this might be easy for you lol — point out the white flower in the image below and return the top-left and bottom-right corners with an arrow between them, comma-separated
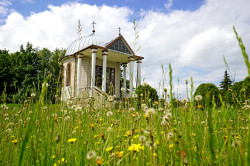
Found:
167,131 -> 174,139
132,94 -> 138,98
195,95 -> 202,102
163,113 -> 172,121
107,111 -> 113,117
121,87 -> 125,92
107,127 -> 113,132
182,98 -> 187,103
42,83 -> 49,87
31,93 -> 36,97
145,108 -> 156,116
86,150 -> 96,160
139,135 -> 146,143
242,105 -> 250,110
158,108 -> 163,112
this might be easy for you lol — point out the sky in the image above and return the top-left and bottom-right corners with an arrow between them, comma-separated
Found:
0,0 -> 250,98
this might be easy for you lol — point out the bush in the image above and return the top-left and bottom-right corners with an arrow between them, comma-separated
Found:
135,84 -> 158,109
194,83 -> 220,107
230,76 -> 250,105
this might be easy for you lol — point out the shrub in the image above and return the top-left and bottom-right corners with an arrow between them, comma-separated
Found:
194,83 -> 220,107
135,84 -> 158,109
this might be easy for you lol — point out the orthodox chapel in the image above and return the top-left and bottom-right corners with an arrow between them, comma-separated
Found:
61,22 -> 144,101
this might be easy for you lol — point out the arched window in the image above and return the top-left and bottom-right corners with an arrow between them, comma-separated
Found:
66,63 -> 71,86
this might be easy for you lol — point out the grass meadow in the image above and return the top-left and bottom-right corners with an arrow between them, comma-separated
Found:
0,73 -> 249,166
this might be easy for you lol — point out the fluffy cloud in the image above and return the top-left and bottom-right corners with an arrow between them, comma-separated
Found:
0,0 -> 249,98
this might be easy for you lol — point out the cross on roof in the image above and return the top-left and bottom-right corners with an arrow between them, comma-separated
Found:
92,21 -> 96,33
118,27 -> 121,35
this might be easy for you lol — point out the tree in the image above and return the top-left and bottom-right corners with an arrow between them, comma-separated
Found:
220,70 -> 232,91
135,84 -> 158,109
194,83 -> 220,107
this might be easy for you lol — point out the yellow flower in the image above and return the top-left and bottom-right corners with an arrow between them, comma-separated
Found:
154,101 -> 158,105
133,135 -> 139,139
74,126 -> 79,130
169,144 -> 174,148
106,147 -> 113,152
118,151 -> 124,158
67,138 -> 77,143
192,134 -> 196,137
96,158 -> 104,165
51,155 -> 56,159
12,139 -> 18,144
128,144 -> 144,152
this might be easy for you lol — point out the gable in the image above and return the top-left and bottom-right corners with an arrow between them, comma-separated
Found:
108,38 -> 132,54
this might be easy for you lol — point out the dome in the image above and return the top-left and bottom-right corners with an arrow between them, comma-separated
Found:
65,33 -> 107,56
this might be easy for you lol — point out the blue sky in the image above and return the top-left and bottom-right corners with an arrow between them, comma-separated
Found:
0,0 -> 249,98
2,0 -> 204,24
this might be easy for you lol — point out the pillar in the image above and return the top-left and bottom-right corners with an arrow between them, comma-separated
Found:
90,48 -> 97,98
102,50 -> 108,92
77,54 -> 83,97
123,63 -> 127,97
129,57 -> 134,97
136,59 -> 142,87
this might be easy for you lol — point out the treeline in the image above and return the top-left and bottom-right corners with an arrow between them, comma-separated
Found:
194,70 -> 249,107
0,42 -> 65,103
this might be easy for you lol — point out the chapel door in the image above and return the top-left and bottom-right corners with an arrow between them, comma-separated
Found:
95,66 -> 115,95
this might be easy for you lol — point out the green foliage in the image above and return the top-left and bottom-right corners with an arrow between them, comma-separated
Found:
220,70 -> 232,91
135,84 -> 158,108
194,83 -> 220,107
0,42 -> 65,103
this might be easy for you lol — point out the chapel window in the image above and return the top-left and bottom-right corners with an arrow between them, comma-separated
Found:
62,65 -> 65,86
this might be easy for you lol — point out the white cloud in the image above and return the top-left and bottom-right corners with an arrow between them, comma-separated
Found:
0,0 -> 249,98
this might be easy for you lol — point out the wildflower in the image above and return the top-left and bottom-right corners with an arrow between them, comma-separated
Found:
180,150 -> 186,157
195,95 -> 202,102
108,95 -> 114,102
129,107 -> 135,112
132,93 -> 138,98
96,156 -> 104,165
154,101 -> 158,105
139,135 -> 146,143
182,98 -> 187,103
242,105 -> 250,110
169,144 -> 174,148
167,131 -> 174,139
12,139 -> 18,145
145,108 -> 156,116
75,106 -> 82,112
106,147 -> 113,152
163,88 -> 167,92
163,113 -> 172,121
107,111 -> 113,117
128,144 -> 144,152
31,93 -> 36,97
67,138 -> 76,143
86,150 -> 96,160
161,120 -> 168,126
42,83 -> 49,87
145,140 -> 153,147
121,87 -> 125,92
158,108 -> 163,112
107,127 -> 113,132
118,151 -> 124,158
140,93 -> 143,97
